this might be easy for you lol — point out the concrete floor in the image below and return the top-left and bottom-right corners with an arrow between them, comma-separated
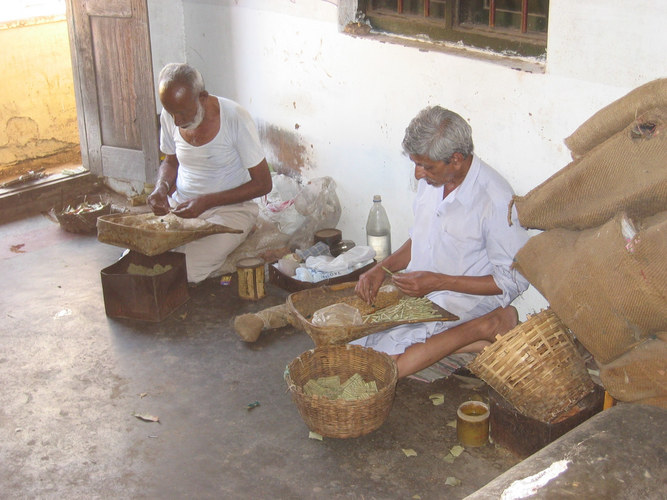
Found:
0,212 -> 525,499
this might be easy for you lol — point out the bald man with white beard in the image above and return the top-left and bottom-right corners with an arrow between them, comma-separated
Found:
148,63 -> 272,283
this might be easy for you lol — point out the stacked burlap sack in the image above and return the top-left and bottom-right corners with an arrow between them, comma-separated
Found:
511,78 -> 667,408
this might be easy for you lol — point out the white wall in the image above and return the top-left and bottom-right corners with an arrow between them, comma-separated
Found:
546,0 -> 666,87
147,0 -> 187,108
151,0 -> 667,316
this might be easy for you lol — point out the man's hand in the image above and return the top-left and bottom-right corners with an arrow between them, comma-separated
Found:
171,196 -> 209,218
391,271 -> 443,297
147,188 -> 171,216
355,265 -> 387,304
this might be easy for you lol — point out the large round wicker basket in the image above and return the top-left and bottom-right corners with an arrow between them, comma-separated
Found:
284,344 -> 398,438
468,308 -> 595,423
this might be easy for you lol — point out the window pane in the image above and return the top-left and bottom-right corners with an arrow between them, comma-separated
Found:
362,0 -> 547,57
458,0 -> 548,33
459,0 -> 487,26
371,0 -> 398,11
527,0 -> 549,32
495,0 -> 523,31
403,0 -> 424,16
429,0 -> 447,19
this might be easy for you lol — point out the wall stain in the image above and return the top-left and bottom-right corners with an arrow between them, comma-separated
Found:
258,122 -> 310,176
5,117 -> 39,146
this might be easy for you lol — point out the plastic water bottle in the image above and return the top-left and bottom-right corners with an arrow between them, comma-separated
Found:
366,195 -> 391,261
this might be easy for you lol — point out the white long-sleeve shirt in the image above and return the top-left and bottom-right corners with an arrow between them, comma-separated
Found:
352,155 -> 530,355
407,154 -> 530,322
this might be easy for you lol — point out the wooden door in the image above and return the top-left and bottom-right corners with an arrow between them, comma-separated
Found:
66,0 -> 159,185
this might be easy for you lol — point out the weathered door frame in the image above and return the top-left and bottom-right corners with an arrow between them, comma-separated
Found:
65,0 -> 159,190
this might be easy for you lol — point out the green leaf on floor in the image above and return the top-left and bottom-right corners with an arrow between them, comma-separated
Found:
445,476 -> 461,486
429,393 -> 445,405
450,445 -> 464,457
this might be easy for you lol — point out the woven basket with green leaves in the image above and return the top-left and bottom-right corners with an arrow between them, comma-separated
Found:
285,344 -> 398,438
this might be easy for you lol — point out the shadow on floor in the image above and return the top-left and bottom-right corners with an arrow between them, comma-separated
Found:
0,213 -> 522,499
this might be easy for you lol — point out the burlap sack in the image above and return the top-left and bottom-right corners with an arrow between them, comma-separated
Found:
564,78 -> 667,157
599,336 -> 667,407
513,212 -> 667,364
511,107 -> 667,231
632,396 -> 667,408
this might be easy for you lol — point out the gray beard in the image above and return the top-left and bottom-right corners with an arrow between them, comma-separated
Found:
181,102 -> 205,130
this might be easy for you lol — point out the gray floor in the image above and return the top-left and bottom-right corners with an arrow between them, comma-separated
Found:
0,212 -> 522,499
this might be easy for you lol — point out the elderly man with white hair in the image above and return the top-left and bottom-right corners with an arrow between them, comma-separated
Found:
353,106 -> 530,378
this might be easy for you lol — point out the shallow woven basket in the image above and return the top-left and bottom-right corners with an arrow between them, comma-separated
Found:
468,308 -> 595,423
97,212 -> 242,256
284,344 -> 398,438
55,194 -> 111,234
287,282 -> 458,346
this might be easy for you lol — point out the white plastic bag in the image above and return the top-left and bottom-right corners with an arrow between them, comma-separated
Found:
259,174 -> 305,234
289,177 -> 341,250
311,303 -> 363,327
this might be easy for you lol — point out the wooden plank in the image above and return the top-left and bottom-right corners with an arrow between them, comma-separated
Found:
0,173 -> 100,224
101,145 -> 145,181
130,0 -> 159,183
65,0 -> 91,173
91,15 -> 141,149
67,0 -> 103,175
84,0 -> 132,18
67,0 -> 158,184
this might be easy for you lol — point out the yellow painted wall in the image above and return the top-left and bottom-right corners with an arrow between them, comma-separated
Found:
0,17 -> 79,170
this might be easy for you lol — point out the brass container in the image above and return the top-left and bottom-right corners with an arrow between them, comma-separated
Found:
456,401 -> 490,447
237,257 -> 266,300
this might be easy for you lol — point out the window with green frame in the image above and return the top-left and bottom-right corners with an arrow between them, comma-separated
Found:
359,0 -> 549,58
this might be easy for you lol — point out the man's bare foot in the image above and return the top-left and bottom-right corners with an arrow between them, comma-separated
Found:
485,306 -> 519,343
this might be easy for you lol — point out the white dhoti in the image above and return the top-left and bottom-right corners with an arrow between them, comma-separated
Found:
350,319 -> 467,356
171,200 -> 259,283
350,302 -> 489,356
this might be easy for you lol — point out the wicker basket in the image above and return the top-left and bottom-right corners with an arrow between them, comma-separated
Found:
287,282 -> 458,346
55,194 -> 112,234
285,344 -> 398,438
468,308 -> 595,423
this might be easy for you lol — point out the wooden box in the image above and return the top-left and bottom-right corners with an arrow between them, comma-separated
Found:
101,251 -> 189,322
489,384 -> 605,458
